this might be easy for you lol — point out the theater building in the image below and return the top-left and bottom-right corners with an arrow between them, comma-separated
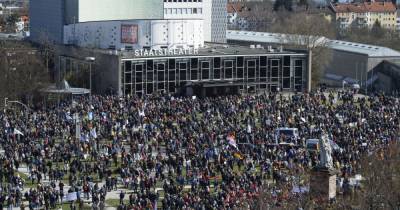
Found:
30,0 -> 310,97
59,44 -> 309,97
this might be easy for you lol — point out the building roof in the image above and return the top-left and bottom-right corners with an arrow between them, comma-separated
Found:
331,2 -> 396,13
226,30 -> 400,58
364,2 -> 396,13
226,2 -> 255,18
118,43 -> 305,59
227,2 -> 244,14
332,3 -> 366,13
326,40 -> 400,57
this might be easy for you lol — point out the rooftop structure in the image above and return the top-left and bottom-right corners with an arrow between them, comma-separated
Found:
326,40 -> 400,58
226,30 -> 400,57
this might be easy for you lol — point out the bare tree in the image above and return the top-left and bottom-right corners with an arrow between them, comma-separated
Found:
269,13 -> 336,88
312,141 -> 400,210
338,23 -> 400,52
0,40 -> 49,104
338,144 -> 400,210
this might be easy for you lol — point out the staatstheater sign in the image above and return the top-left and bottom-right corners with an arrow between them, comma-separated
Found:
134,48 -> 199,57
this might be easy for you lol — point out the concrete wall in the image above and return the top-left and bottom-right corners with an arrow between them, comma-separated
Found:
29,0 -> 65,43
375,72 -> 394,93
92,52 -> 121,94
64,0 -> 78,24
326,50 -> 369,82
30,0 -> 164,44
63,19 -> 204,50
210,0 -> 227,43
374,61 -> 400,93
65,0 -> 163,24
164,0 -> 227,43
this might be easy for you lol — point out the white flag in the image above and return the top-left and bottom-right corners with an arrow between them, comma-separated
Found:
66,114 -> 73,121
138,110 -> 145,117
14,128 -> 24,136
90,128 -> 97,139
88,112 -> 93,121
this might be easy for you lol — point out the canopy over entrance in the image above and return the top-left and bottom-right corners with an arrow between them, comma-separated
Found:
42,80 -> 90,95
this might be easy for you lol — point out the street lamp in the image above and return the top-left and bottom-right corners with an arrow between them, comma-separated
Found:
4,98 -> 31,120
85,57 -> 96,98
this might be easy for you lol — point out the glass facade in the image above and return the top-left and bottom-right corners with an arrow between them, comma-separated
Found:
121,54 -> 307,96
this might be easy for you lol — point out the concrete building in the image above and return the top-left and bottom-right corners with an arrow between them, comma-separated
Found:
397,13 -> 400,31
374,60 -> 400,93
227,2 -> 259,31
64,0 -> 163,24
331,1 -> 397,30
30,0 -> 310,96
58,44 -> 309,96
164,0 -> 227,43
227,30 -> 400,93
29,0 -> 65,43
30,0 -> 163,43
63,19 -> 204,50
323,39 -> 400,91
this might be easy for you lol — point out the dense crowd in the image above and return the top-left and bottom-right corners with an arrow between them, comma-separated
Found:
0,91 -> 399,209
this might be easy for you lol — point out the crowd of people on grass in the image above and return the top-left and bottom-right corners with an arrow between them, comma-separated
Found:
0,90 -> 399,209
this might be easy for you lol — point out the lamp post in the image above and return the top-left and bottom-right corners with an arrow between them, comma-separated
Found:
85,57 -> 96,100
4,98 -> 31,120
307,50 -> 312,93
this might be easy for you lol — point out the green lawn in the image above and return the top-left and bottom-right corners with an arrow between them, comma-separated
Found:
60,202 -> 92,210
16,171 -> 38,189
106,199 -> 127,207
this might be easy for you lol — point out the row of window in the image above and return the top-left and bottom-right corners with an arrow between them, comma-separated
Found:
123,57 -> 301,70
164,8 -> 202,15
123,67 -> 302,82
338,12 -> 396,16
121,58 -> 304,85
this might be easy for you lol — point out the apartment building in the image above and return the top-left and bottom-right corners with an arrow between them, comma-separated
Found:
331,1 -> 397,30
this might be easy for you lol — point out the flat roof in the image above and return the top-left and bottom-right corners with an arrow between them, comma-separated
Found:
118,44 -> 307,60
227,30 -> 400,58
61,43 -> 308,60
327,40 -> 400,57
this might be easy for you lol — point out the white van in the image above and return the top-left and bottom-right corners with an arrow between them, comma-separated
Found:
274,127 -> 299,144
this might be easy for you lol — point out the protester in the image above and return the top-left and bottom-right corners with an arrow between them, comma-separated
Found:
0,90 -> 398,209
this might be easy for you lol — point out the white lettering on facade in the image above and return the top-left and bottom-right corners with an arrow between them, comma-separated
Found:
133,48 -> 199,57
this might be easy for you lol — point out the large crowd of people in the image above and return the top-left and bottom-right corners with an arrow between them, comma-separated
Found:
0,90 -> 399,209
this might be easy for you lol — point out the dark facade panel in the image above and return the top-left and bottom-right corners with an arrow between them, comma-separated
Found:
30,0 -> 65,43
121,54 -> 307,96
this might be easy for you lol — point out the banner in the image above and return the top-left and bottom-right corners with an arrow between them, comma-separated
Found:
66,192 -> 78,201
121,24 -> 138,44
